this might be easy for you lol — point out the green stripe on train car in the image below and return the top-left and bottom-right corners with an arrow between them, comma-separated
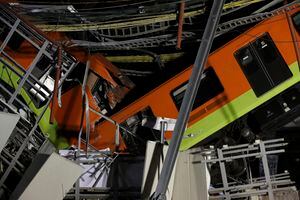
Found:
181,62 -> 300,151
0,62 -> 69,149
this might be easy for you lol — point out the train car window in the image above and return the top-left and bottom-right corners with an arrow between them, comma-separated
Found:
292,11 -> 300,33
120,107 -> 160,154
90,73 -> 110,115
235,33 -> 292,97
89,71 -> 117,115
171,67 -> 224,111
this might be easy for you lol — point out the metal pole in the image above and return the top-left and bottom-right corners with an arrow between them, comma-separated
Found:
89,107 -> 143,141
260,142 -> 275,200
160,121 -> 167,144
217,148 -> 230,200
176,1 -> 185,49
50,45 -> 62,124
151,1 -> 225,199
83,60 -> 90,154
75,59 -> 90,200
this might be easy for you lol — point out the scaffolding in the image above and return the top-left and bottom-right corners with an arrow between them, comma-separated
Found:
191,139 -> 296,200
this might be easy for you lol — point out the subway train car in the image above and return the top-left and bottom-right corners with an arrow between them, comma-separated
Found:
0,5 -> 134,148
89,6 -> 300,153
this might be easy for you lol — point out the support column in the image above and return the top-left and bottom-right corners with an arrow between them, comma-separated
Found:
151,0 -> 225,199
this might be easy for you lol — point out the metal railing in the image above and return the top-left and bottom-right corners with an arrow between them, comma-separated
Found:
192,138 -> 294,200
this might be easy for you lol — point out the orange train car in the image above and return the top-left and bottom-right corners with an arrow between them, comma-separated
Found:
1,38 -> 135,142
0,5 -> 135,148
88,6 -> 300,152
4,29 -> 135,133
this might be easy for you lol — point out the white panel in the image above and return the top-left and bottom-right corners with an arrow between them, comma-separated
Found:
0,112 -> 20,152
172,151 -> 210,200
141,141 -> 177,200
19,153 -> 83,200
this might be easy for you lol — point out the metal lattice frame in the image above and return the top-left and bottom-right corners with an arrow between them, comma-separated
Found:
0,4 -> 78,197
0,98 -> 48,195
0,5 -> 77,110
69,2 -> 300,50
192,138 -> 295,200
